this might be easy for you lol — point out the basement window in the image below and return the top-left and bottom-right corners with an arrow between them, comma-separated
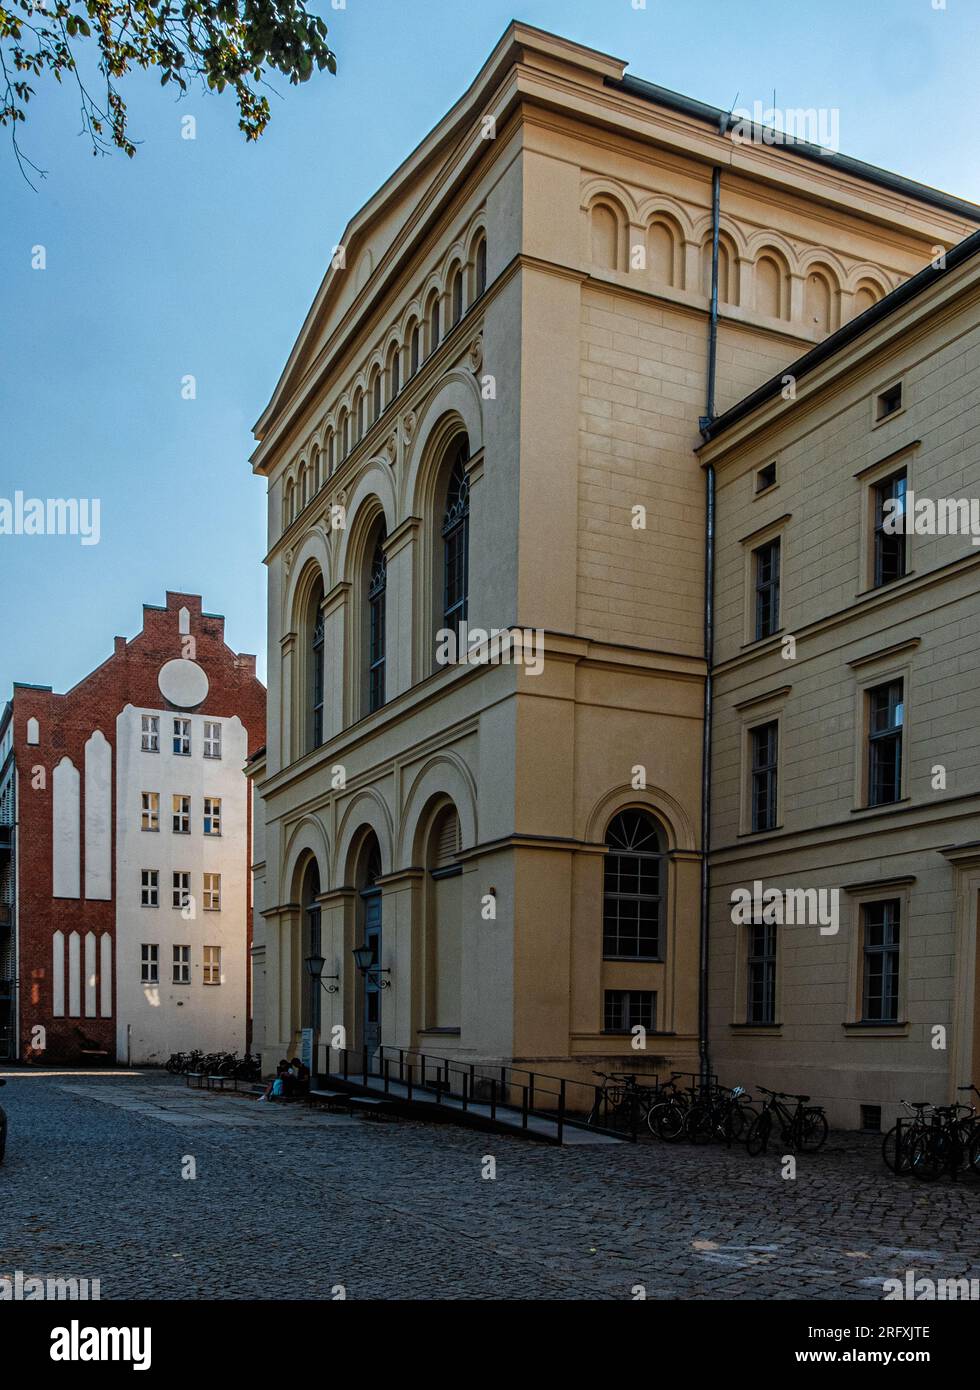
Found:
875,382 -> 903,422
756,462 -> 777,493
860,1104 -> 882,1133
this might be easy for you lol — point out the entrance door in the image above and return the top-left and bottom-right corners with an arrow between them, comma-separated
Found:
361,889 -> 382,1057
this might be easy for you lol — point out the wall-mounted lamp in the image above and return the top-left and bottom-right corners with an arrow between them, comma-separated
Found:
305,952 -> 340,994
352,944 -> 391,988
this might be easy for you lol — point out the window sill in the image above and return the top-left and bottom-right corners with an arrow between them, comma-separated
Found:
842,1020 -> 909,1037
418,1027 -> 460,1037
602,956 -> 665,965
729,1022 -> 782,1031
850,797 -> 911,815
854,572 -> 915,601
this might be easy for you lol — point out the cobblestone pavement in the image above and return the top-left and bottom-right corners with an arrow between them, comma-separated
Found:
0,1069 -> 977,1300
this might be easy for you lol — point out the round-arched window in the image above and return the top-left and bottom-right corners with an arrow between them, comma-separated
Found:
603,809 -> 665,959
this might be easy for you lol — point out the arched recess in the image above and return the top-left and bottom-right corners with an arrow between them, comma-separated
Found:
804,263 -> 840,333
701,230 -> 740,305
589,197 -> 627,271
280,813 -> 332,906
754,249 -> 791,320
334,463 -> 397,580
397,752 -> 478,866
850,272 -> 889,318
418,797 -> 464,1032
646,214 -> 684,287
401,371 -> 483,512
335,790 -> 394,887
282,528 -> 332,632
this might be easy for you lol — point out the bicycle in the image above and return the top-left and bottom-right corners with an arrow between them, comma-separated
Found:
745,1086 -> 828,1155
587,1070 -> 657,1130
686,1084 -> 757,1145
882,1100 -> 934,1173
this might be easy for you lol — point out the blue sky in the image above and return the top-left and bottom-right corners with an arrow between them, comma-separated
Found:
2,0 -> 978,696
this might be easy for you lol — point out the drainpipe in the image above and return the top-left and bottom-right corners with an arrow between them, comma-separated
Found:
697,167 -> 721,1088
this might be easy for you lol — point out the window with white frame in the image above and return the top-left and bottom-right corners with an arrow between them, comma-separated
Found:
173,718 -> 191,755
172,794 -> 190,834
140,792 -> 159,832
140,869 -> 159,907
172,870 -> 190,910
203,945 -> 221,985
203,873 -> 221,911
141,715 -> 159,752
203,721 -> 222,759
172,945 -> 190,984
141,944 -> 159,983
203,797 -> 221,835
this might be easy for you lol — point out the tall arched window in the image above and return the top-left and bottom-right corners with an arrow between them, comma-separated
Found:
311,447 -> 321,493
387,343 -> 400,402
325,430 -> 335,477
475,235 -> 487,297
340,409 -> 350,459
284,478 -> 295,528
603,809 -> 665,960
428,295 -> 440,356
367,529 -> 387,713
441,439 -> 469,637
425,802 -> 462,1030
354,389 -> 364,443
450,265 -> 463,326
309,576 -> 325,749
371,368 -> 382,423
301,859 -> 322,1032
410,321 -> 421,376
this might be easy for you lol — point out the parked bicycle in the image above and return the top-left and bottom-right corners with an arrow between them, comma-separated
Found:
745,1086 -> 828,1155
587,1070 -> 659,1130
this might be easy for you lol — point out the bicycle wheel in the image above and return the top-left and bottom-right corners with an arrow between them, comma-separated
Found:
653,1101 -> 687,1142
745,1110 -> 772,1156
909,1132 -> 943,1181
684,1102 -> 713,1144
882,1124 -> 917,1173
797,1108 -> 829,1153
969,1126 -> 980,1176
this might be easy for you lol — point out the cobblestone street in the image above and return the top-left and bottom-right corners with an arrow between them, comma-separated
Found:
1,1070 -> 977,1301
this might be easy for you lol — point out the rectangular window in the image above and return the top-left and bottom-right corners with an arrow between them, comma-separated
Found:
754,538 -> 781,639
747,922 -> 777,1024
172,871 -> 190,911
172,795 -> 190,834
862,899 -> 901,1023
203,945 -> 221,986
750,722 -> 778,833
756,462 -> 777,493
141,715 -> 159,752
873,470 -> 907,587
876,382 -> 903,421
140,869 -> 159,907
203,797 -> 221,835
868,680 -> 904,806
203,873 -> 221,911
172,945 -> 190,984
140,943 -> 159,983
173,718 -> 191,756
603,990 -> 655,1034
203,721 -> 222,759
140,792 -> 159,832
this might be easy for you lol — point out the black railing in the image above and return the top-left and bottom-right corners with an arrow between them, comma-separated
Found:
330,1043 -> 633,1142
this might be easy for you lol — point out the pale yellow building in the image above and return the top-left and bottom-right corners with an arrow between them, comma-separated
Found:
248,23 -> 977,1113
702,227 -> 980,1130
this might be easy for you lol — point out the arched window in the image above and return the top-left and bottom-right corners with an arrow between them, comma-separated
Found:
354,389 -> 364,443
325,431 -> 335,477
387,343 -> 400,402
428,295 -> 440,356
284,478 -> 295,528
475,236 -> 487,297
425,802 -> 462,1030
371,369 -> 382,424
603,809 -> 665,960
356,832 -> 383,1053
309,576 -> 325,749
450,265 -> 463,326
340,409 -> 350,459
311,448 -> 321,493
441,439 -> 469,637
301,859 -> 322,1032
410,321 -> 421,377
367,528 -> 387,714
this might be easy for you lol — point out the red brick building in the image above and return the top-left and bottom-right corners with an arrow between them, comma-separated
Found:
0,593 -> 265,1064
